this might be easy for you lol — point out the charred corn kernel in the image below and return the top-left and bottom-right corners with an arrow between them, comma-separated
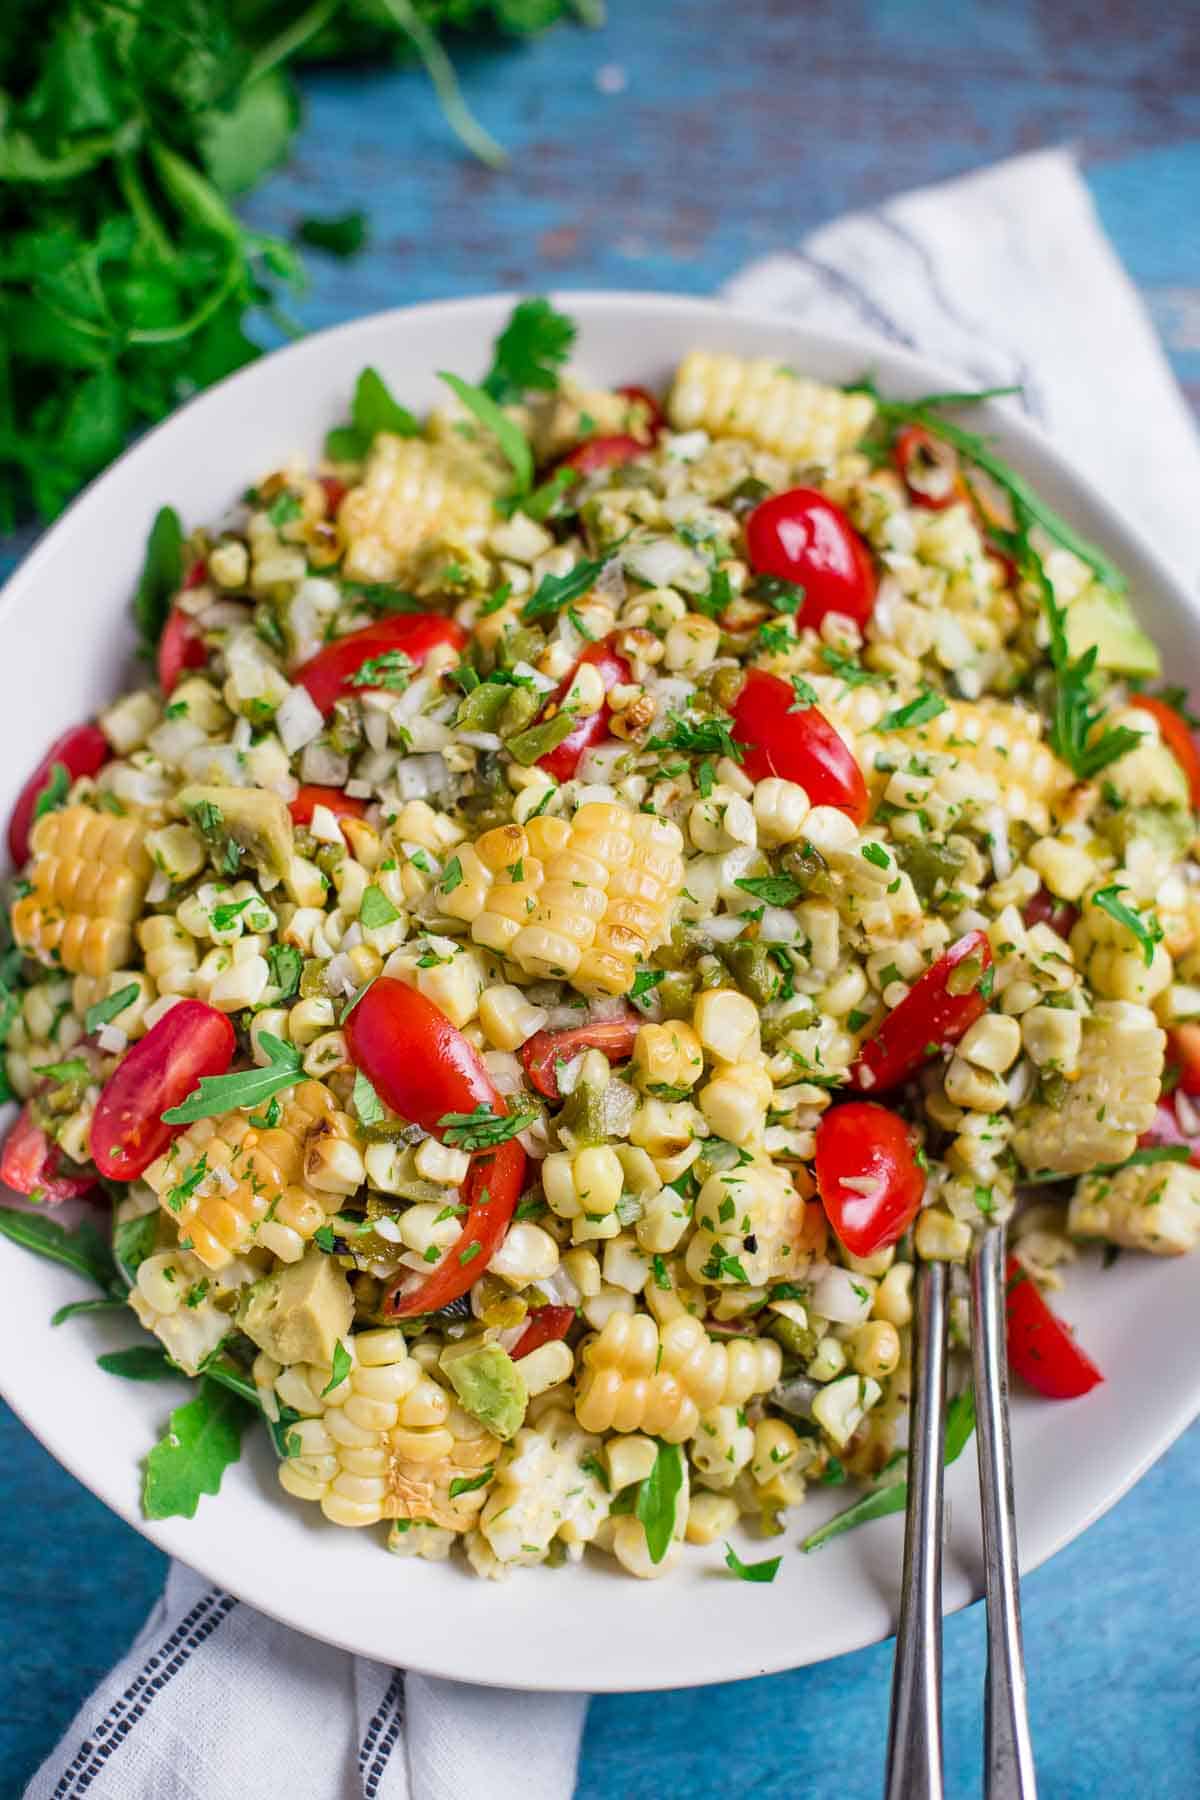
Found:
663,613 -> 721,674
519,1340 -> 574,1398
288,996 -> 336,1045
688,786 -> 756,853
629,1097 -> 701,1161
130,1244 -> 260,1375
698,1061 -> 773,1145
692,988 -> 759,1064
691,1404 -> 754,1486
604,1433 -> 659,1493
101,690 -> 160,754
752,776 -> 811,847
542,1145 -> 624,1221
943,1055 -> 1009,1112
1027,835 -> 1094,903
848,1320 -> 902,1380
303,1029 -> 350,1077
1070,1157 -> 1200,1256
487,1221 -> 560,1286
477,1405 -> 611,1565
145,823 -> 207,885
1020,1004 -> 1082,1072
208,539 -> 249,588
386,940 -> 483,1028
478,983 -> 548,1051
169,676 -> 230,734
1012,1000 -> 1164,1175
412,1137 -> 471,1186
688,1159 -> 803,1287
13,804 -> 152,976
751,1417 -> 803,1484
957,1012 -> 1022,1073
668,351 -> 875,462
913,1207 -> 972,1262
143,1079 -> 364,1268
686,1490 -> 740,1545
872,1262 -> 915,1327
631,1020 -> 704,1091
811,1373 -> 882,1449
574,1312 -> 781,1443
338,434 -> 503,585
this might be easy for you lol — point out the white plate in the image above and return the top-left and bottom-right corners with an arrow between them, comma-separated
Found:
2,293 -> 1197,1694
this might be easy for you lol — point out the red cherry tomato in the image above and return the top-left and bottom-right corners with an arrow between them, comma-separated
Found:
537,638 -> 633,783
157,606 -> 208,697
320,475 -> 348,514
1021,886 -> 1079,940
344,979 -> 528,1318
616,384 -> 665,439
560,435 -> 646,476
519,1014 -> 642,1101
1139,1096 -> 1200,1168
288,786 -> 368,833
1005,1257 -> 1103,1400
746,487 -> 876,629
8,722 -> 111,867
511,1305 -> 576,1359
0,1105 -> 96,1203
850,930 -> 993,1095
1168,1024 -> 1200,1098
892,426 -> 965,511
814,1101 -> 926,1258
1129,695 -> 1200,809
89,1001 -> 236,1180
295,615 -> 465,718
730,668 -> 869,825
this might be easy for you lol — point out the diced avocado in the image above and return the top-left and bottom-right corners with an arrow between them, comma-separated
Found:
1102,730 -> 1190,811
1064,585 -> 1160,678
439,1340 -> 527,1441
238,1248 -> 353,1367
1104,802 -> 1196,865
179,783 -> 294,882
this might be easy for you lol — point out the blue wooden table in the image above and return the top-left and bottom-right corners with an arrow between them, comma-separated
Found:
4,1 -> 1200,1791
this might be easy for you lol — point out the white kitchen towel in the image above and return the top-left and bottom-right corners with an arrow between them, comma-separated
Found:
27,145 -> 1200,1800
724,147 -> 1200,588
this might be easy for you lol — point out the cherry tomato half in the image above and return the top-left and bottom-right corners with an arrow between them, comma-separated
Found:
814,1101 -> 925,1258
560,435 -> 647,476
157,606 -> 208,697
1168,1024 -> 1200,1098
537,638 -> 633,784
850,930 -> 993,1095
730,668 -> 869,824
295,614 -> 465,718
288,786 -> 368,833
0,1105 -> 96,1203
1021,885 -> 1079,941
511,1305 -> 576,1360
746,487 -> 876,629
520,1015 -> 642,1101
892,426 -> 965,511
89,1001 -> 236,1180
1129,695 -> 1200,810
616,384 -> 665,440
8,722 -> 111,867
1139,1096 -> 1200,1169
1005,1257 -> 1103,1400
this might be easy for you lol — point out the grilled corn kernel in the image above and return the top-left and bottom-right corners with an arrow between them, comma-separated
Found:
692,988 -> 759,1064
913,1207 -> 972,1262
631,1020 -> 704,1091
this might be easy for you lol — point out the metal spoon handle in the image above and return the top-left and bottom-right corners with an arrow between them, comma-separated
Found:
885,1257 -> 949,1800
971,1227 -> 1038,1800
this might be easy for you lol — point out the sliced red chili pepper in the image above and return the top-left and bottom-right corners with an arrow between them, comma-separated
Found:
850,930 -> 993,1094
288,786 -> 368,832
1129,695 -> 1200,810
1005,1256 -> 1103,1399
730,668 -> 869,825
813,1100 -> 926,1258
344,979 -> 528,1318
560,434 -> 646,476
746,487 -> 876,629
8,722 -> 111,867
1021,885 -> 1079,940
511,1305 -> 576,1359
893,426 -> 966,511
519,1014 -> 641,1101
537,637 -> 633,783
295,614 -> 465,718
0,1105 -> 96,1204
157,606 -> 208,697
89,1001 -> 236,1180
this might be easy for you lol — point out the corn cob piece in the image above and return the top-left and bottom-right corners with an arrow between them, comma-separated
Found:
138,915 -> 200,997
1011,1001 -> 1164,1176
11,804 -> 151,977
446,804 -> 685,997
269,1329 -> 499,1530
130,1241 -> 262,1375
668,351 -> 876,463
574,1313 -> 781,1443
337,434 -> 504,584
143,1079 -> 365,1269
476,1404 -> 611,1567
1069,1156 -> 1200,1257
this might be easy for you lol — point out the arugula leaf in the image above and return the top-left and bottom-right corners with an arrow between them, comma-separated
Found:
297,211 -> 369,259
84,983 -> 140,1034
0,1206 -> 117,1291
723,1542 -> 782,1583
322,1340 -> 352,1396
481,298 -> 576,404
1092,886 -> 1163,968
520,554 -> 610,623
439,371 -> 532,492
438,1104 -> 537,1150
113,1211 -> 159,1280
802,1388 -> 976,1552
98,1345 -> 177,1381
142,1379 -> 252,1521
326,367 -> 419,460
133,506 -> 184,652
161,1033 -> 302,1124
635,1440 -> 684,1564
51,1295 -> 128,1327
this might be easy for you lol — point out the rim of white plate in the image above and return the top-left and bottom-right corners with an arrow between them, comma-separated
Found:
1,290 -> 1198,1693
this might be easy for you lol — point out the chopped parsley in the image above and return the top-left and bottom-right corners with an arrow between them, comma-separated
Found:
438,1104 -> 537,1151
879,689 -> 948,732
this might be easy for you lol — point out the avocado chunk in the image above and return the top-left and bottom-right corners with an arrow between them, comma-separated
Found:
179,783 -> 294,883
440,1340 -> 527,1441
238,1248 -> 353,1367
1064,585 -> 1160,678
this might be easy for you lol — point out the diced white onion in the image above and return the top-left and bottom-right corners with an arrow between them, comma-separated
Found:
308,804 -> 345,845
622,536 -> 706,592
705,915 -> 747,943
345,779 -> 372,800
325,953 -> 358,997
300,742 -> 349,786
759,907 -> 800,944
97,1024 -> 127,1054
456,731 -> 503,751
394,755 -> 451,800
811,1263 -> 876,1325
372,1216 -> 403,1244
276,684 -> 324,754
984,805 -> 1012,880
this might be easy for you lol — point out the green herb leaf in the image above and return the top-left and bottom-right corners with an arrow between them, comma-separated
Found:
161,1034 -> 302,1125
32,761 -> 70,824
820,647 -> 885,687
789,676 -> 819,711
353,650 -> 414,692
448,1465 -> 495,1499
84,983 -> 140,1034
322,1340 -> 352,1396
353,1070 -> 385,1128
142,1378 -> 251,1521
630,967 -> 665,1001
297,211 -> 369,259
441,855 -> 464,895
520,554 -> 610,623
360,885 -> 401,930
802,1388 -> 976,1551
0,1206 -> 116,1291
327,367 -> 419,460
650,714 -> 743,762
438,1104 -> 537,1150
98,1345 -> 176,1381
723,1542 -> 782,1583
635,1440 -> 684,1564
1092,885 -> 1163,968
265,944 -> 302,1000
51,1295 -> 128,1327
880,689 -> 948,732
482,298 -> 576,405
439,371 -> 532,492
133,507 -> 184,653
113,1211 -> 159,1280
734,874 -> 803,906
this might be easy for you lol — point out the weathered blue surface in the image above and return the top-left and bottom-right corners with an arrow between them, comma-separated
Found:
3,0 -> 1200,1791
